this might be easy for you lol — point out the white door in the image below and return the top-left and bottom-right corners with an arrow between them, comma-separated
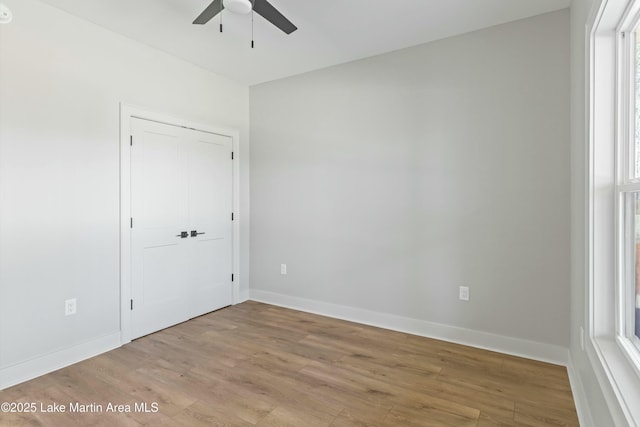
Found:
130,118 -> 232,339
186,129 -> 233,318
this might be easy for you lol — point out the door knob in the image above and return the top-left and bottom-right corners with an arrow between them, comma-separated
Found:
190,230 -> 206,237
176,231 -> 189,238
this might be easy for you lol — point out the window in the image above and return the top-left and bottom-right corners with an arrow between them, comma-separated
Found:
620,15 -> 640,353
588,0 -> 640,424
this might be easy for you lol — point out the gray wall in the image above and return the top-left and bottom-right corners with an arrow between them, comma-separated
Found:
250,11 -> 570,348
0,0 -> 249,379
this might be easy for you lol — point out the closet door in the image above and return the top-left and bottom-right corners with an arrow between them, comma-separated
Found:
186,129 -> 233,319
130,118 -> 232,339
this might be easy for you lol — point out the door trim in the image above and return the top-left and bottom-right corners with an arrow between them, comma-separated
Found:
119,103 -> 241,344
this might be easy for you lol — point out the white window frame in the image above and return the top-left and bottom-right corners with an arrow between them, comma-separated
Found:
616,13 -> 640,356
588,0 -> 640,424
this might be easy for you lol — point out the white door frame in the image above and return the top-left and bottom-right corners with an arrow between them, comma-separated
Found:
119,103 -> 241,344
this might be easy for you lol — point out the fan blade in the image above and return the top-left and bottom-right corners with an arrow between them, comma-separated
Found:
193,0 -> 224,25
252,0 -> 297,34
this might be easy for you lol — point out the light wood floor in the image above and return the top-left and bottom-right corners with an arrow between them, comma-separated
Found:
1,301 -> 579,426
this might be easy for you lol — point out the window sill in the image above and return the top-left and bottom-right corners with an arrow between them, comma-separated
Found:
589,336 -> 640,425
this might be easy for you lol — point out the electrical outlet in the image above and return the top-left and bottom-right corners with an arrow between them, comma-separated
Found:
580,326 -> 585,351
65,298 -> 77,316
459,286 -> 469,301
280,264 -> 287,275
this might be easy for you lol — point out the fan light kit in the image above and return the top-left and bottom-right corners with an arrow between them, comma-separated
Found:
0,3 -> 12,24
224,0 -> 252,15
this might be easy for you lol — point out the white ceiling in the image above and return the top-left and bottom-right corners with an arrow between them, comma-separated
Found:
36,0 -> 570,86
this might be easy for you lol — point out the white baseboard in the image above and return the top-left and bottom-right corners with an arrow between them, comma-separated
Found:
0,332 -> 121,391
567,352 -> 594,427
250,289 -> 569,365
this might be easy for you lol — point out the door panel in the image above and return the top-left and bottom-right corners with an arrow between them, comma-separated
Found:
140,132 -> 185,228
189,239 -> 231,318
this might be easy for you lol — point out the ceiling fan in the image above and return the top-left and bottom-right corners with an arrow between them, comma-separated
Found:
193,0 -> 297,35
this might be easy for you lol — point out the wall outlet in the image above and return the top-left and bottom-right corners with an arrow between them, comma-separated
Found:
65,298 -> 77,316
280,264 -> 287,275
580,326 -> 585,351
459,286 -> 469,301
